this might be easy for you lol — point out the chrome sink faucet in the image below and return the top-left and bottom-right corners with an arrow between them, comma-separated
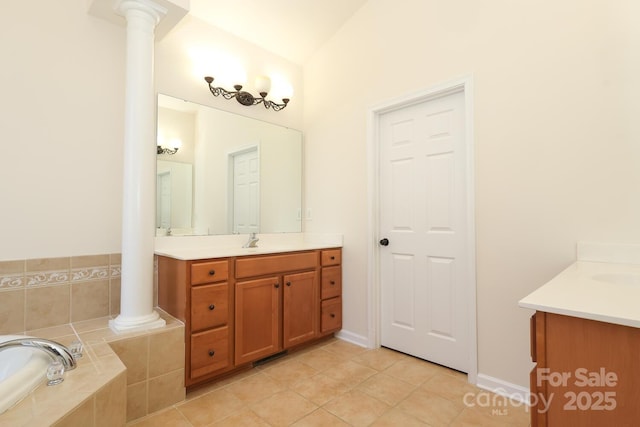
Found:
242,232 -> 259,248
0,337 -> 77,371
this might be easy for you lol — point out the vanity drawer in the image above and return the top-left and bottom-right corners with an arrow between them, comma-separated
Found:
190,326 -> 229,378
191,260 -> 228,285
321,297 -> 342,333
321,266 -> 342,300
191,283 -> 228,332
235,252 -> 317,279
321,249 -> 341,266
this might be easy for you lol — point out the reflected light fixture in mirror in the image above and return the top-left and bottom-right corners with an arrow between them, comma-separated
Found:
157,138 -> 182,155
204,75 -> 290,111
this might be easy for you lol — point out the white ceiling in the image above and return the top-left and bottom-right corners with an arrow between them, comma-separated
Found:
188,0 -> 369,65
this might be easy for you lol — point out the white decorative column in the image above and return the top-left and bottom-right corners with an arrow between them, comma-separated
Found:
110,0 -> 167,332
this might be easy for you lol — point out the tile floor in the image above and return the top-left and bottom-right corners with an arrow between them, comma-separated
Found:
128,338 -> 530,426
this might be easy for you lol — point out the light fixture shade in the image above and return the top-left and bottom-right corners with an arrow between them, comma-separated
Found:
255,75 -> 271,95
169,138 -> 182,150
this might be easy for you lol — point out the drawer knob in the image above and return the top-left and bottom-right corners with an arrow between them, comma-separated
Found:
286,281 -> 291,287
330,256 -> 335,260
208,304 -> 215,311
330,313 -> 336,318
208,350 -> 215,357
208,270 -> 216,276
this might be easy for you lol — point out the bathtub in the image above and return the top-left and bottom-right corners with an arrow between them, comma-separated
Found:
0,335 -> 50,415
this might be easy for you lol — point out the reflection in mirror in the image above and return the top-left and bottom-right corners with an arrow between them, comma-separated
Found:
157,94 -> 302,236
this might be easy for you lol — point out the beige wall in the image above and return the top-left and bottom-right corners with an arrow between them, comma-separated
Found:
0,0 -> 125,260
303,0 -> 640,387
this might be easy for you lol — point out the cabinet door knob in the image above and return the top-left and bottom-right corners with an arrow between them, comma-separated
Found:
286,281 -> 291,287
330,313 -> 336,318
330,280 -> 336,285
274,283 -> 280,288
208,350 -> 215,357
208,304 -> 215,310
209,270 -> 216,276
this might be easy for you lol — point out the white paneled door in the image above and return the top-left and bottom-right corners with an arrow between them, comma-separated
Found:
379,89 -> 470,372
232,147 -> 260,234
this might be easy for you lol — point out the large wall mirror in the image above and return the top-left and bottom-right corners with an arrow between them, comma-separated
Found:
157,94 -> 302,236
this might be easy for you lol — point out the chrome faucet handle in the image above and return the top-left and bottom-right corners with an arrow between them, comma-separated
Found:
0,338 -> 77,371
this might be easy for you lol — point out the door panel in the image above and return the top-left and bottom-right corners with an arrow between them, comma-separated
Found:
235,276 -> 280,365
232,148 -> 260,234
380,89 -> 469,372
283,271 -> 318,348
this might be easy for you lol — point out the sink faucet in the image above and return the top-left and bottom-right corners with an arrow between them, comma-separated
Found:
242,232 -> 259,248
0,337 -> 77,371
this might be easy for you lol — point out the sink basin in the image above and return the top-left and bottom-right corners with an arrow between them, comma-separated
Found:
591,272 -> 640,286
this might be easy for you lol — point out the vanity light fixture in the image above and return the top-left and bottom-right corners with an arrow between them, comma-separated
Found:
204,75 -> 290,111
157,138 -> 182,155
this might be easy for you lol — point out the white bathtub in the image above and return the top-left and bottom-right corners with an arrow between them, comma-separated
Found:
0,335 -> 50,414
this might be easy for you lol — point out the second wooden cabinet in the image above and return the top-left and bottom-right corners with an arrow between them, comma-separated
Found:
158,247 -> 342,389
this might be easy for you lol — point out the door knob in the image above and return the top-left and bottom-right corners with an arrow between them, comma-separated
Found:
379,238 -> 389,246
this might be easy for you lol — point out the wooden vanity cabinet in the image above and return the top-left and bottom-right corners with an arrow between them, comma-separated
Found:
158,247 -> 342,388
530,311 -> 640,426
157,257 -> 234,387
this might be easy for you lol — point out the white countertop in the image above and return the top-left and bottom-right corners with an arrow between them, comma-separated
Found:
154,233 -> 343,260
519,261 -> 640,328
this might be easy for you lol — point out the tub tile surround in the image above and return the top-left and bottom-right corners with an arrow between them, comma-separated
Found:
0,310 -> 185,426
0,254 -> 122,334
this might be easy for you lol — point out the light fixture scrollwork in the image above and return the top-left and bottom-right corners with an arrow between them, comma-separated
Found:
157,138 -> 181,155
204,76 -> 290,111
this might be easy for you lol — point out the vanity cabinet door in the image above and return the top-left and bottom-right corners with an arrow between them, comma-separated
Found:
321,298 -> 342,333
283,271 -> 318,348
321,249 -> 341,266
190,326 -> 229,378
191,283 -> 228,332
235,276 -> 281,365
321,266 -> 342,300
191,260 -> 228,285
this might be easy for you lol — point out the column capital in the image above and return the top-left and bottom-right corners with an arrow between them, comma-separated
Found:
116,0 -> 167,26
88,0 -> 188,40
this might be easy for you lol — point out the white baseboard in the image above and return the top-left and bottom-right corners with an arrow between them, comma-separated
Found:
335,329 -> 371,348
475,373 -> 531,405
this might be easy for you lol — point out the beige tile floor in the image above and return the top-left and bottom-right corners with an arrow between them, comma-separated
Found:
128,338 -> 530,426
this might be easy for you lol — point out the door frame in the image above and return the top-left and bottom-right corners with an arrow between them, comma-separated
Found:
366,75 -> 477,384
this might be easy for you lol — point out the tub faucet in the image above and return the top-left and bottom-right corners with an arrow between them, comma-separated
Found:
242,232 -> 259,248
0,338 -> 77,371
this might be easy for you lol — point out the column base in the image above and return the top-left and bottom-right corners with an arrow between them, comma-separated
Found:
109,310 -> 166,333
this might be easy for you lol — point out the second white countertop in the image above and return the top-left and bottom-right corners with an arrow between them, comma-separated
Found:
519,261 -> 640,329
